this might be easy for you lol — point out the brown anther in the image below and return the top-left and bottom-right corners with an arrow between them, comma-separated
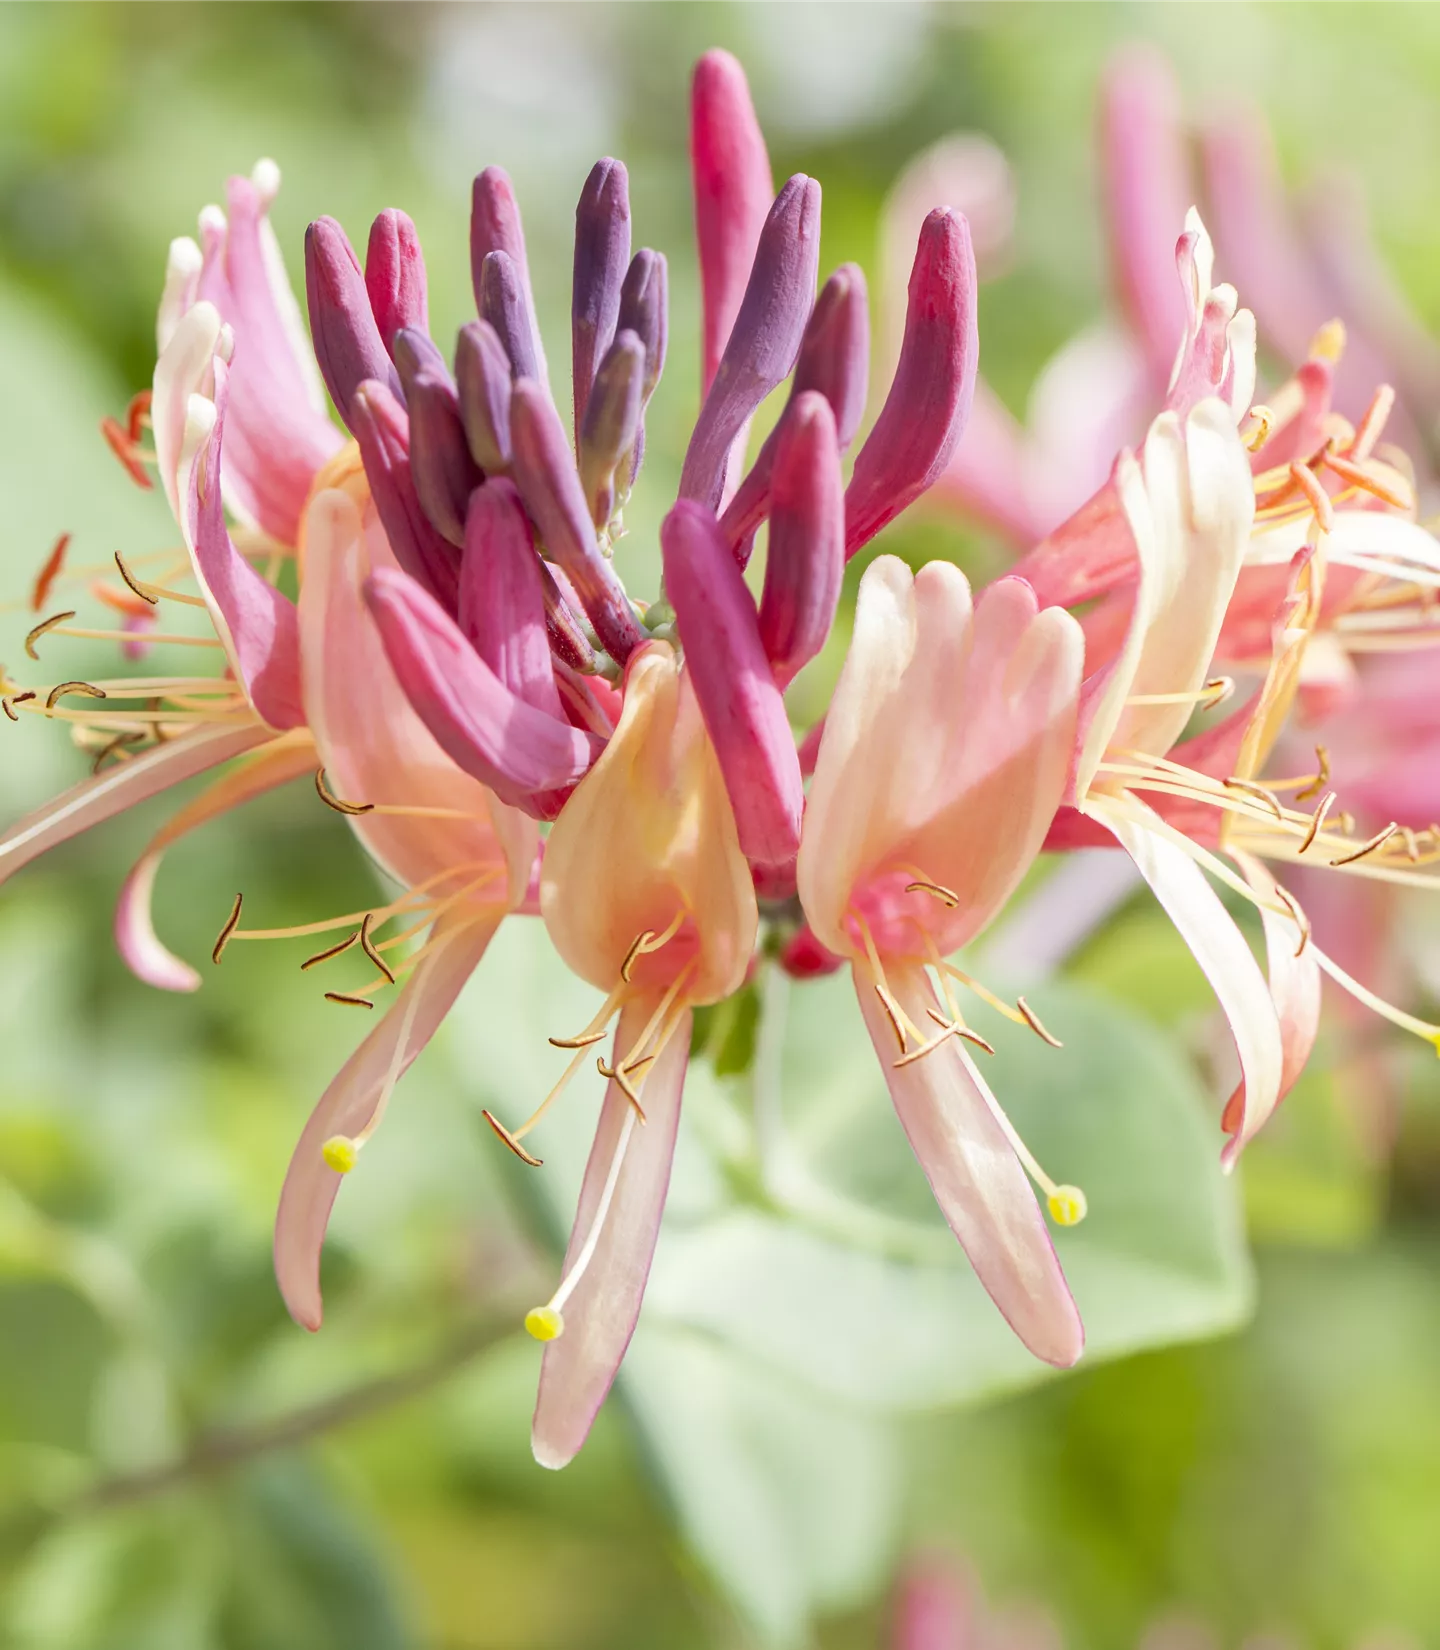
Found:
31,533 -> 71,613
1329,821 -> 1399,867
300,930 -> 360,971
315,766 -> 373,815
548,1030 -> 608,1050
24,610 -> 76,660
481,1109 -> 544,1167
905,879 -> 960,908
1016,996 -> 1063,1049
618,1052 -> 658,1082
1,699 -> 14,723
1273,885 -> 1312,959
1299,791 -> 1336,855
324,992 -> 375,1010
359,912 -> 396,985
100,415 -> 153,490
1223,776 -> 1284,821
874,984 -> 908,1053
91,731 -> 144,773
148,696 -> 172,743
620,929 -> 655,984
1289,462 -> 1334,533
45,680 -> 107,711
596,1058 -> 648,1122
212,893 -> 243,964
1201,676 -> 1234,710
1294,745 -> 1331,803
113,550 -> 159,606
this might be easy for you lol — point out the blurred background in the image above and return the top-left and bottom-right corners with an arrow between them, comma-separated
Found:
3,5 -> 1440,1647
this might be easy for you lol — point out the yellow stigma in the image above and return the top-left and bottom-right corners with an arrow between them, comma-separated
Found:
1048,1185 -> 1087,1226
1310,318 -> 1346,363
525,1306 -> 565,1342
321,1135 -> 359,1174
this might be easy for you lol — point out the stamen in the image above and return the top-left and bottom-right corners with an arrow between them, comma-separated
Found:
321,1137 -> 358,1174
548,1030 -> 607,1050
596,1056 -> 649,1122
112,549 -> 206,608
1126,677 -> 1233,711
925,1007 -> 996,1055
618,909 -> 687,983
894,1012 -> 996,1068
938,962 -> 1032,1030
874,985 -> 909,1052
1339,810 -> 1356,835
1322,450 -> 1412,511
1330,821 -> 1399,867
1016,996 -> 1063,1048
1298,791 -> 1336,854
1223,776 -> 1284,821
1401,826 -> 1422,863
481,1110 -> 544,1166
1310,318 -> 1346,363
90,731 -> 144,772
1293,745 -> 1331,803
620,930 -> 653,984
31,534 -> 71,613
48,625 -> 221,648
359,912 -> 396,985
101,412 -> 154,490
212,893 -> 243,964
1273,884 -> 1312,959
324,991 -> 375,1009
1351,385 -> 1395,462
25,610 -> 76,659
905,878 -> 960,908
1241,405 -> 1275,452
314,766 -> 374,815
1288,462 -> 1334,533
300,931 -> 360,971
45,680 -> 107,710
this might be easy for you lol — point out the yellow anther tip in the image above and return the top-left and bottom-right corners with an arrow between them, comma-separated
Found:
321,1135 -> 359,1175
525,1306 -> 565,1342
1311,319 -> 1346,363
1048,1186 -> 1087,1226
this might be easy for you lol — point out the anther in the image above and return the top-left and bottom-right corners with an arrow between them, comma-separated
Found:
25,611 -> 76,660
1330,821 -> 1399,867
925,1006 -> 995,1055
91,731 -> 143,773
1294,745 -> 1331,803
1,698 -> 16,723
1338,811 -> 1356,835
31,533 -> 70,613
482,1109 -> 544,1167
1351,385 -> 1395,462
596,1057 -> 648,1122
525,1306 -> 564,1342
113,551 -> 159,607
100,416 -> 153,490
1309,319 -> 1346,363
315,767 -> 374,815
359,912 -> 396,985
1017,996 -> 1063,1048
1274,885 -> 1312,959
212,893 -> 243,964
322,1135 -> 359,1174
324,991 -> 375,1009
1288,462 -> 1334,534
1223,776 -> 1284,821
548,1030 -> 608,1050
874,983 -> 908,1053
1299,791 -> 1336,855
1322,451 -> 1412,511
1401,826 -> 1422,864
45,680 -> 107,710
620,929 -> 655,983
1241,406 -> 1274,452
905,878 -> 960,908
300,931 -> 360,971
1047,1186 -> 1087,1226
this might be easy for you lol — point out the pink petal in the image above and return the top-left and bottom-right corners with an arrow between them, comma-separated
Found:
0,722 -> 272,890
690,49 -> 774,395
855,961 -> 1083,1367
470,166 -> 548,384
845,209 -> 978,557
1228,850 -> 1321,1115
661,501 -> 803,870
305,215 -> 403,426
115,735 -> 316,992
572,158 -> 632,436
932,378 -> 1047,551
274,907 -> 502,1332
364,208 -> 429,351
404,369 -> 481,549
455,319 -> 514,473
478,249 -> 543,383
889,1556 -> 979,1650
532,997 -> 692,1469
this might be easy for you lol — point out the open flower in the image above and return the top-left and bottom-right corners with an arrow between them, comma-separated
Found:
797,556 -> 1087,1366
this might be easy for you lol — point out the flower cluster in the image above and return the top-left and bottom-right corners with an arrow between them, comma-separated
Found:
5,48 -> 1440,1470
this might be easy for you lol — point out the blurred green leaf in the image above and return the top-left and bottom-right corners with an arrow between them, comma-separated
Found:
0,1278 -> 110,1453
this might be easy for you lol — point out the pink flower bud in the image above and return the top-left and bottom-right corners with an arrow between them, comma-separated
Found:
479,249 -> 542,383
844,208 -> 978,557
661,500 -> 802,870
759,392 -> 844,686
406,371 -> 482,548
777,923 -> 845,979
364,208 -> 429,354
616,249 -> 668,483
455,320 -> 513,473
572,158 -> 631,436
393,325 -> 450,387
578,330 -> 645,526
305,217 -> 402,427
470,166 -> 547,381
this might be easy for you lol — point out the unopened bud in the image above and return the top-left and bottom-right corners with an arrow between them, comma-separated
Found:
393,325 -> 451,389
365,208 -> 429,353
479,249 -> 541,383
578,330 -> 644,526
572,158 -> 631,436
470,166 -> 547,382
759,392 -> 844,686
407,371 -> 481,547
456,320 -> 513,473
458,478 -> 562,718
616,249 -> 668,485
306,217 -> 403,427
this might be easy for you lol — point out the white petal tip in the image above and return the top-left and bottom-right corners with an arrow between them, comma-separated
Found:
530,1433 -> 574,1472
251,157 -> 281,203
166,236 -> 204,281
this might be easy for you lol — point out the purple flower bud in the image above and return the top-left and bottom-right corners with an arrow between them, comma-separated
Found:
616,249 -> 668,483
349,380 -> 460,612
479,249 -> 541,383
509,380 -> 645,666
578,330 -> 644,526
759,393 -> 844,687
538,559 -> 597,674
661,499 -> 803,872
455,320 -> 513,473
364,209 -> 428,354
678,174 -> 822,510
572,158 -> 631,437
407,371 -> 482,548
306,217 -> 403,427
393,325 -> 451,388
844,208 -> 978,558
721,262 -> 869,561
470,166 -> 547,382
457,478 -> 562,719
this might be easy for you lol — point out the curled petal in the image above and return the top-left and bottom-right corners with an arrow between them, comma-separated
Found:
690,48 -> 774,393
662,501 -> 803,870
845,209 -> 978,557
532,996 -> 691,1469
116,734 -> 316,992
856,961 -> 1083,1367
365,208 -> 429,352
305,216 -> 403,426
275,908 -> 503,1332
572,158 -> 632,434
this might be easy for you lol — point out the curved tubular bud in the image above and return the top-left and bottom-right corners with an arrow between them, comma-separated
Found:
844,208 -> 978,557
470,166 -> 547,381
539,561 -> 597,674
479,249 -> 541,383
509,380 -> 645,665
661,500 -> 802,870
616,249 -> 669,483
406,370 -> 481,548
759,393 -> 844,686
393,325 -> 451,388
578,330 -> 644,526
720,262 -> 869,560
366,566 -> 603,816
458,478 -> 563,719
679,175 -> 822,511
691,48 -> 774,394
572,158 -> 631,437
365,208 -> 429,354
305,217 -> 403,427
350,381 -> 460,612
455,319 -> 513,473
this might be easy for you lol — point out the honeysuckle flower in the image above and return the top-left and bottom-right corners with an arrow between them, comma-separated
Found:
797,555 -> 1088,1366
